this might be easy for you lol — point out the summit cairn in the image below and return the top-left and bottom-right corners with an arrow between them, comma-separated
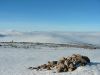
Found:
28,54 -> 90,73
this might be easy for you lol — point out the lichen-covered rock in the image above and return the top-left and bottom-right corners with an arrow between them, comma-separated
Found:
48,61 -> 58,68
56,63 -> 68,72
28,54 -> 90,73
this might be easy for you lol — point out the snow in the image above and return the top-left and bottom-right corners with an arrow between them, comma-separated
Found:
0,31 -> 100,75
0,48 -> 100,75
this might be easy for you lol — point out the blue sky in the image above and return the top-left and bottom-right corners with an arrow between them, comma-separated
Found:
0,0 -> 100,31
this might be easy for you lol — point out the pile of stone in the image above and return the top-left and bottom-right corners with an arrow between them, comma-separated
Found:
28,54 -> 90,73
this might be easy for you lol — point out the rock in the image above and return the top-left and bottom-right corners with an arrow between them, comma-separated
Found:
28,67 -> 33,69
28,54 -> 90,73
48,61 -> 58,67
28,67 -> 38,70
56,63 -> 67,72
68,67 -> 76,71
47,66 -> 51,70
37,66 -> 41,70
82,56 -> 90,63
69,63 -> 74,69
64,67 -> 68,72
68,63 -> 76,71
40,64 -> 48,69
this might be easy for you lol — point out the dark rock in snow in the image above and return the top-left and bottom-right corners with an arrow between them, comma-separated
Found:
28,54 -> 90,73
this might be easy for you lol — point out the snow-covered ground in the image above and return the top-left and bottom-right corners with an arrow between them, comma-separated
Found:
0,47 -> 100,75
0,31 -> 100,75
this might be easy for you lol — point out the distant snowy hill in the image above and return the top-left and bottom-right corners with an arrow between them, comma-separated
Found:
0,31 -> 100,45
